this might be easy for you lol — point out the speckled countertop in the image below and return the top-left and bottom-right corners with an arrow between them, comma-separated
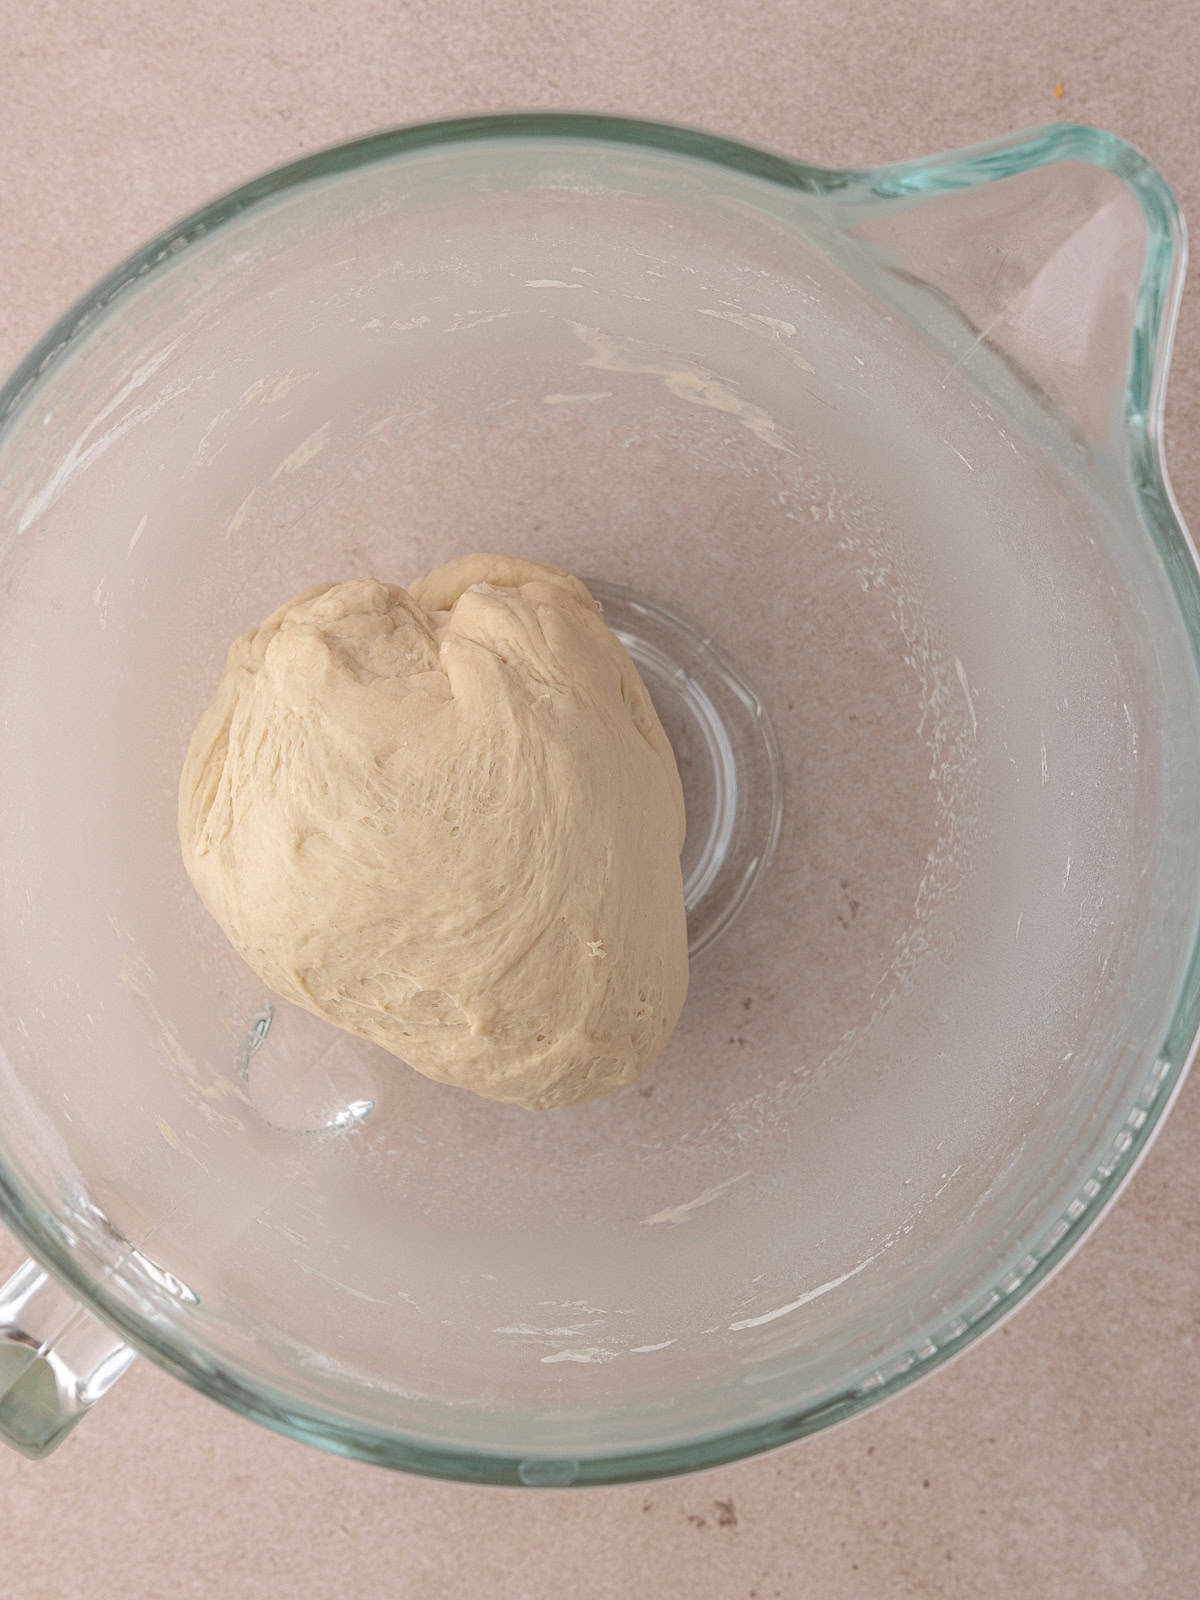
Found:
0,2 -> 1198,1595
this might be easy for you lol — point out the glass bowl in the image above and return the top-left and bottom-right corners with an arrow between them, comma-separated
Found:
0,114 -> 1195,1481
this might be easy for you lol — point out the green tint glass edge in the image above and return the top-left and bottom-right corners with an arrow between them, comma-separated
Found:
0,114 -> 1194,1485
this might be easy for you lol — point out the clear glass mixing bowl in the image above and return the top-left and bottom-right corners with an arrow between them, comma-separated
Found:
0,115 -> 1196,1481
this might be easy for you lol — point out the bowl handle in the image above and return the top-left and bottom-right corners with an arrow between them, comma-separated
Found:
0,1258 -> 136,1459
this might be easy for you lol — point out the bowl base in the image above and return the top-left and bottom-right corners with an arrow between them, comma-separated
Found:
589,580 -> 783,958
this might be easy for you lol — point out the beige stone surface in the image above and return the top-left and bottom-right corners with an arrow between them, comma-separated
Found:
0,0 -> 1197,1594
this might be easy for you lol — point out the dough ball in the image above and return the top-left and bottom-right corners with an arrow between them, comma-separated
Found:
179,555 -> 689,1109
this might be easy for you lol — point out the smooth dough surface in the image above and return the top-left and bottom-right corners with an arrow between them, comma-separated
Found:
179,555 -> 688,1109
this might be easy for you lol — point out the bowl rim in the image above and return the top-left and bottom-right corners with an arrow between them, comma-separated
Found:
0,111 -> 1196,1485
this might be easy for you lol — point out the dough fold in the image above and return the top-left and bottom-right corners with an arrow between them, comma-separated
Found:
179,554 -> 688,1109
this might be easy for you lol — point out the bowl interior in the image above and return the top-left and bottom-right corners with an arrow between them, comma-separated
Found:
0,131 -> 1196,1469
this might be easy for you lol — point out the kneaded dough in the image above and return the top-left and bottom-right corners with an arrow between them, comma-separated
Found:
179,554 -> 689,1109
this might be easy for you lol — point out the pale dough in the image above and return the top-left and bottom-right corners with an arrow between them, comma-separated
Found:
179,554 -> 689,1109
